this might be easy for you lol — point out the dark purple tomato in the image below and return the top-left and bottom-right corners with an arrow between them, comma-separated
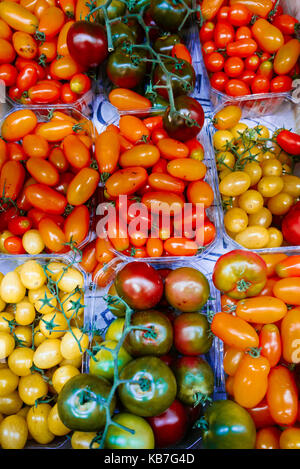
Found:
67,21 -> 108,69
173,312 -> 213,355
147,399 -> 188,448
164,267 -> 210,312
115,262 -> 164,310
163,96 -> 205,142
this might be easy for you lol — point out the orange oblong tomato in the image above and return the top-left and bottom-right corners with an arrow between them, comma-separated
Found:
235,296 -> 287,324
252,18 -> 284,54
186,180 -> 214,208
163,237 -> 198,256
261,253 -> 288,277
67,167 -> 100,206
0,160 -> 25,200
80,240 -> 97,273
119,116 -> 150,144
141,191 -> 184,215
50,55 -> 82,81
157,138 -> 189,160
119,144 -> 160,168
0,139 -> 7,172
105,167 -> 148,197
275,255 -> 300,278
107,221 -> 129,252
274,39 -> 300,76
12,31 -> 38,59
95,129 -> 120,175
146,238 -> 164,257
38,217 -> 67,252
281,307 -> 300,364
273,277 -> 300,305
233,353 -> 271,408
211,312 -> 259,350
259,324 -> 281,368
167,158 -> 207,181
37,6 -> 65,39
63,134 -> 91,169
95,237 -> 115,264
57,20 -> 74,56
148,173 -> 185,193
0,19 -> 12,41
109,89 -> 151,111
25,183 -> 67,215
35,120 -> 74,141
255,427 -> 281,450
92,259 -> 122,288
23,134 -> 49,159
0,38 -> 15,64
267,366 -> 298,426
0,1 -> 39,34
223,347 -> 244,376
64,205 -> 89,246
229,0 -> 273,18
28,82 -> 61,104
26,158 -> 59,186
1,110 -> 37,141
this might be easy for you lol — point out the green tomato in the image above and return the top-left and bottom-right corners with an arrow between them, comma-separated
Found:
89,340 -> 132,381
105,413 -> 155,449
150,0 -> 192,32
105,318 -> 125,342
106,46 -> 147,89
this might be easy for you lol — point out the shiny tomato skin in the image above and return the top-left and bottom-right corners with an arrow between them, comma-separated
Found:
247,398 -> 275,429
147,400 -> 188,448
25,184 -> 67,215
259,324 -> 281,367
0,161 -> 25,200
211,312 -> 259,350
64,205 -> 89,246
173,312 -> 212,355
267,366 -> 298,426
26,158 -> 59,187
67,168 -> 100,206
38,217 -> 67,253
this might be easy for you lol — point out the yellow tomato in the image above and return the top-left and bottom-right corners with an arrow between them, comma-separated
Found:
241,145 -> 263,163
33,325 -> 47,347
15,299 -> 36,326
219,171 -> 251,196
0,368 -> 19,396
29,286 -> 57,314
224,208 -> 248,234
57,268 -> 84,293
0,390 -> 23,415
230,122 -> 248,141
213,106 -> 242,130
243,161 -> 262,186
261,159 -> 282,177
257,176 -> 284,198
216,151 -> 236,171
0,312 -> 14,333
18,372 -> 48,406
59,355 -> 82,369
235,226 -> 270,249
265,227 -> 283,248
213,130 -> 235,150
0,271 -> 25,304
17,406 -> 30,419
254,125 -> 270,139
0,2 -> 39,34
14,326 -> 32,347
238,190 -> 264,214
39,312 -> 68,339
47,403 -> 71,436
71,431 -> 100,449
219,168 -> 232,180
60,328 -> 89,360
33,339 -> 63,369
248,207 -> 272,228
22,229 -> 45,254
19,260 -> 46,290
60,291 -> 85,319
51,365 -> 80,393
0,415 -> 28,449
8,347 -> 34,376
26,404 -> 55,445
267,192 -> 294,216
281,175 -> 300,198
0,332 -> 15,359
45,262 -> 66,281
105,318 -> 125,342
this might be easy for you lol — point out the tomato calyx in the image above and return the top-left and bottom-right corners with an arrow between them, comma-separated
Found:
193,415 -> 209,431
193,391 -> 212,408
246,346 -> 262,358
236,279 -> 252,292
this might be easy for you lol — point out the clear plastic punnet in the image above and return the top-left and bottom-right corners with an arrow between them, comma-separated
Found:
207,93 -> 300,254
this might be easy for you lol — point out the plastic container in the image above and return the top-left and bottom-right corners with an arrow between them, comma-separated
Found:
93,105 -> 221,263
89,256 -> 226,449
0,105 -> 98,257
0,253 -> 92,449
207,93 -> 300,254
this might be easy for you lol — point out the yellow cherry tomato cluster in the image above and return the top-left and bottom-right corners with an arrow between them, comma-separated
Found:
0,259 -> 88,449
213,105 -> 300,250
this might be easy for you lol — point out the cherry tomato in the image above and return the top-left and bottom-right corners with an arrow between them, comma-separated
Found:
227,39 -> 258,58
235,296 -> 287,324
80,240 -> 97,273
4,236 -> 25,254
280,428 -> 300,449
225,79 -> 250,96
0,64 -> 17,86
205,52 -> 225,73
224,56 -> 244,78
109,88 -> 151,112
267,366 -> 298,426
247,398 -> 275,429
245,54 -> 260,71
38,218 -> 66,252
8,216 -> 32,236
255,427 -> 280,449
147,400 -> 188,448
273,277 -> 300,306
105,167 -> 148,197
214,22 -> 235,49
252,18 -> 284,54
199,21 -> 215,42
259,324 -> 281,367
251,75 -> 270,94
0,161 -> 25,200
64,205 -> 89,246
67,167 -> 100,205
281,307 -> 300,364
210,71 -> 229,92
26,158 -> 59,186
236,26 -> 252,40
211,312 -> 259,350
38,6 -> 65,39
25,184 -> 67,215
270,75 -> 292,93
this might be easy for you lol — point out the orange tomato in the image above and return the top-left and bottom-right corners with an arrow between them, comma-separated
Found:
148,173 -> 185,193
95,237 -> 115,264
280,428 -> 300,449
141,191 -> 184,215
38,217 -> 66,252
186,180 -> 214,208
146,238 -> 164,257
64,205 -> 89,246
235,296 -> 287,324
34,0 -> 49,19
273,277 -> 300,305
171,44 -> 192,64
107,221 -> 129,252
50,55 -> 81,81
258,277 -> 278,296
275,255 -> 300,278
80,240 -> 97,273
157,138 -> 189,160
26,158 -> 59,186
92,260 -> 121,288
75,0 -> 96,21
0,38 -> 15,64
225,375 -> 235,396
0,2 -> 39,34
36,120 -> 74,142
0,139 -> 8,172
105,167 -> 148,197
255,427 -> 281,449
261,253 -> 287,277
167,158 -> 207,181
259,324 -> 281,368
57,20 -> 74,56
12,31 -> 37,59
223,347 -> 244,376
163,237 -> 198,256
0,19 -> 12,40
267,366 -> 298,426
22,134 -> 49,159
2,110 -> 37,141
95,129 -> 120,174
67,167 -> 99,206
0,161 -> 25,200
119,116 -> 150,143
281,307 -> 300,364
63,134 -> 91,169
38,38 -> 57,63
38,6 -> 65,39
211,312 -> 259,350
109,88 -> 151,111
233,353 -> 270,408
48,147 -> 69,173
119,144 -> 160,168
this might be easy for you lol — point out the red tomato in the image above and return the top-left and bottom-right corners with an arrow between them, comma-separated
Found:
25,183 -> 67,215
205,52 -> 225,73
224,56 -> 244,78
202,40 -> 216,56
240,69 -> 256,85
4,236 -> 25,254
210,71 -> 229,91
228,4 -> 252,26
270,75 -> 293,93
225,79 -> 250,96
16,64 -> 38,92
247,398 -> 275,429
227,39 -> 258,58
251,75 -> 270,94
236,26 -> 252,41
0,63 -> 17,86
245,54 -> 260,71
255,427 -> 281,449
8,216 -> 32,236
259,324 -> 281,368
147,400 -> 188,448
214,22 -> 235,49
199,21 -> 215,42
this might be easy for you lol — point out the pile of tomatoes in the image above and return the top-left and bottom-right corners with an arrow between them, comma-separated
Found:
212,104 -> 300,250
0,259 -> 88,449
200,0 -> 300,97
54,261 -> 218,449
0,0 -> 93,105
212,249 -> 300,449
0,108 -> 99,255
92,110 -> 216,261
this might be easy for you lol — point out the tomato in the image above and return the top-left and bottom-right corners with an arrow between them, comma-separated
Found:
225,79 -> 250,96
71,431 -> 100,449
22,134 -> 49,159
273,277 -> 300,306
252,18 -> 284,54
210,71 -> 229,92
173,312 -> 212,355
247,398 -> 275,429
274,39 -> 300,75
251,75 -> 270,94
228,3 -> 252,26
0,2 -> 38,34
146,238 -> 163,258
64,205 -> 89,246
202,400 -> 256,449
236,26 -> 252,40
2,110 -> 37,141
223,347 -> 244,376
37,6 -> 64,39
213,105 -> 242,131
90,339 -> 131,381
28,82 -> 61,104
270,75 -> 292,92
0,63 -> 17,86
4,236 -> 25,254
120,144 -> 160,168
142,191 -> 184,215
147,400 -> 187,448
67,21 -> 108,69
25,184 -> 67,215
67,167 -> 99,205
167,158 -> 206,181
80,240 -> 97,273
0,415 -> 28,449
105,412 -> 154,450
26,158 -> 59,187
205,51 -> 225,72
214,22 -> 235,49
38,217 -> 66,252
281,307 -> 300,364
245,54 -> 260,71
199,21 -> 215,42
0,161 -> 25,200
165,267 -> 209,312
211,312 -> 259,350
202,40 -> 216,55
233,353 -> 270,408
280,428 -> 300,449
63,134 -> 91,170
105,167 -> 148,197
109,88 -> 151,112
259,324 -> 281,368
255,427 -> 280,449
148,173 -> 185,193
267,366 -> 298,426
213,250 -> 267,299
273,14 -> 299,35
115,262 -> 163,310
163,96 -> 205,142
236,296 -> 287,324
227,39 -> 257,58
